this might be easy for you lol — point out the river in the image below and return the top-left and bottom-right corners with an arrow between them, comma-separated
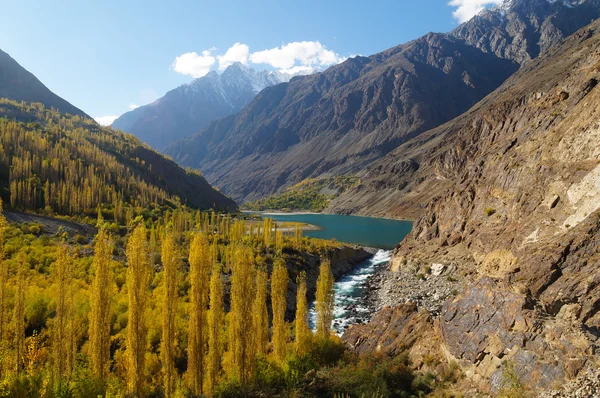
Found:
248,212 -> 413,334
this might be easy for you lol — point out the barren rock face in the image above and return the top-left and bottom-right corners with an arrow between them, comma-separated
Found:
342,14 -> 600,395
441,279 -> 597,392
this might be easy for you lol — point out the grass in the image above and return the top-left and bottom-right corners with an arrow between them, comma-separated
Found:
243,176 -> 360,212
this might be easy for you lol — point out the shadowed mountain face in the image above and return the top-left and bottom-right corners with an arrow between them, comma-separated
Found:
0,49 -> 88,118
112,63 -> 287,150
165,0 -> 600,204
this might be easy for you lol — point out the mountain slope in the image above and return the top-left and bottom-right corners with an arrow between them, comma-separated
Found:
0,49 -> 88,118
0,99 -> 236,214
343,18 -> 600,392
112,63 -> 286,150
166,0 -> 600,204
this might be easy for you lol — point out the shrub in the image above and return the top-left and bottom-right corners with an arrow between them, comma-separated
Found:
485,208 -> 496,217
309,336 -> 347,367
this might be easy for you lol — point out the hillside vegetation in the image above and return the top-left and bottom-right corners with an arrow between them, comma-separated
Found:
243,176 -> 359,212
0,99 -> 236,218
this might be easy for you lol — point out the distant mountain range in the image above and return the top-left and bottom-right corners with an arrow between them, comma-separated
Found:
0,49 -> 88,118
166,0 -> 600,204
112,63 -> 292,150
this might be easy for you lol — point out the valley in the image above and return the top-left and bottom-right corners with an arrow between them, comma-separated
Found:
2,0 -> 600,396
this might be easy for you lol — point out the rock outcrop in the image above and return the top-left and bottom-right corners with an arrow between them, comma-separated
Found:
343,13 -> 600,395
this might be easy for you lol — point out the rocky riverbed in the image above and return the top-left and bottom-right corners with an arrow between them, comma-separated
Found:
359,260 -> 463,319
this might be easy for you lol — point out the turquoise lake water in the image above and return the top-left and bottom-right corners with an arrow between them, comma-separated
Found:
255,212 -> 413,250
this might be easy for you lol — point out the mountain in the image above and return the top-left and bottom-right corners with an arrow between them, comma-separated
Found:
0,48 -> 87,118
111,63 -> 288,150
166,0 -> 600,204
342,16 -> 600,393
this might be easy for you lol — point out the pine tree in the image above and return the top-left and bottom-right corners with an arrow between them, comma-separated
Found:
126,223 -> 150,396
13,252 -> 26,374
229,245 -> 255,384
252,264 -> 268,357
294,271 -> 310,356
187,233 -> 211,395
53,245 -> 74,381
315,258 -> 335,340
161,229 -> 179,397
89,223 -> 113,381
207,264 -> 223,395
271,257 -> 288,362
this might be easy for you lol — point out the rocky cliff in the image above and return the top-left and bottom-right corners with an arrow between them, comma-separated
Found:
342,18 -> 600,394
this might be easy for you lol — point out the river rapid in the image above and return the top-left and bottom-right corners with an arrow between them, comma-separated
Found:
246,211 -> 412,335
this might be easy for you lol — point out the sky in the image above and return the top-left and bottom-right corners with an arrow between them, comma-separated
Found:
0,0 -> 502,125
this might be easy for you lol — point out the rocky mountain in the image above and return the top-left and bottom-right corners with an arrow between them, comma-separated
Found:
112,63 -> 287,150
0,48 -> 87,118
166,0 -> 600,204
342,17 -> 600,393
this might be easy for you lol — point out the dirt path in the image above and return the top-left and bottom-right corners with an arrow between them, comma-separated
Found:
4,211 -> 97,236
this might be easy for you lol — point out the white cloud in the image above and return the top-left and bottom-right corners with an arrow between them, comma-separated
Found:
217,42 -> 250,70
128,103 -> 140,110
95,116 -> 118,126
172,41 -> 345,78
170,50 -> 216,78
449,0 -> 502,23
278,65 -> 317,76
250,41 -> 344,70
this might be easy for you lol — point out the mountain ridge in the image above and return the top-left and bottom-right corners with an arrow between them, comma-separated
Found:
0,48 -> 88,118
166,0 -> 600,204
111,63 -> 289,150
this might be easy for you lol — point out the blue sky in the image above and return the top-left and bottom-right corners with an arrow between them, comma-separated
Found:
0,0 -> 501,123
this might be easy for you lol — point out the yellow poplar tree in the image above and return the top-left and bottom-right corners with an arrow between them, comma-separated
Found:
315,258 -> 335,340
271,257 -> 288,362
294,271 -> 310,356
13,252 -> 26,374
252,264 -> 268,357
275,230 -> 284,253
89,224 -> 113,381
229,245 -> 255,384
0,199 -> 7,343
53,245 -> 74,381
161,230 -> 179,397
207,264 -> 224,395
187,233 -> 211,395
126,223 -> 150,396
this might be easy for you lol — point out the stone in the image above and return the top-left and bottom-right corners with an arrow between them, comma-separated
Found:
431,263 -> 446,276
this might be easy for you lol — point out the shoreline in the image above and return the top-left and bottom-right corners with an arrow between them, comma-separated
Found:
241,208 -> 414,223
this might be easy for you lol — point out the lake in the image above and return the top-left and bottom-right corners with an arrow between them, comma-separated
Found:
256,212 -> 413,250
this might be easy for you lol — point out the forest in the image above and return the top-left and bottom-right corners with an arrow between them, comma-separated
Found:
0,99 -> 236,217
0,199 -> 444,397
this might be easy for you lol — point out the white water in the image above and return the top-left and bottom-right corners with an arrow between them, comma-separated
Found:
309,249 -> 392,335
